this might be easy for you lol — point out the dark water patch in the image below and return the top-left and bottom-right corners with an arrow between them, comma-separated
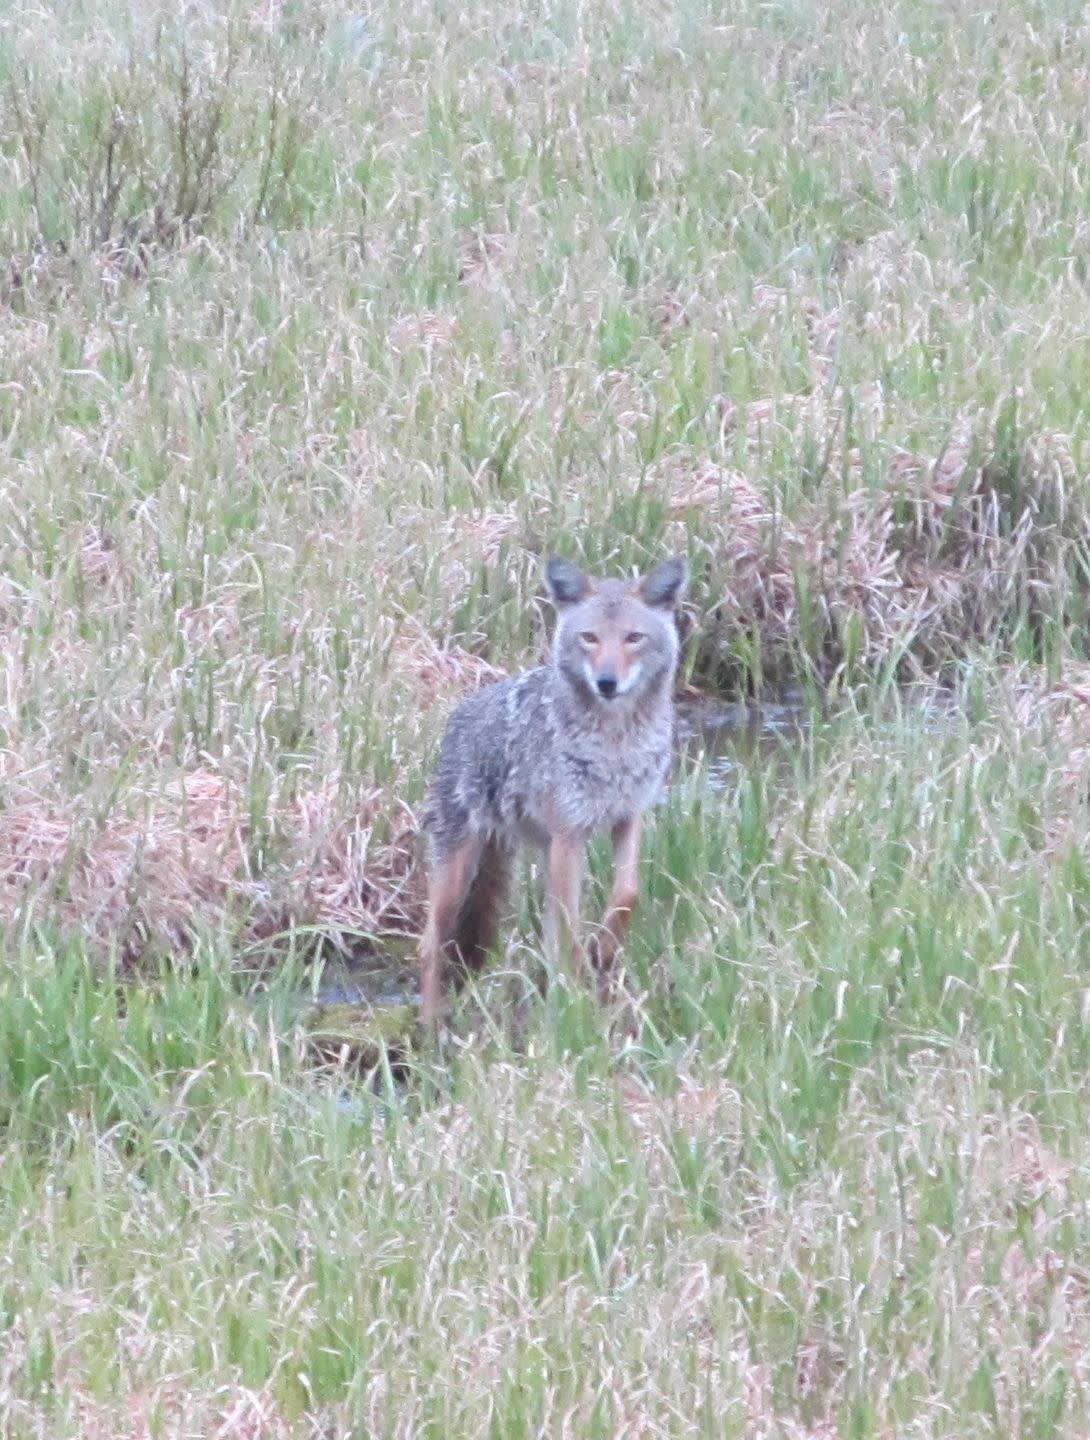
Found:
675,680 -> 959,788
312,969 -> 418,1013
676,691 -> 812,788
261,947 -> 421,1079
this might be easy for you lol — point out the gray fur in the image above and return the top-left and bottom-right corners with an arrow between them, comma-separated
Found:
639,556 -> 688,609
544,555 -> 592,608
423,560 -> 687,861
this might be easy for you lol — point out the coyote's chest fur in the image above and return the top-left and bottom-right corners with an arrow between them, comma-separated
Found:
464,667 -> 673,847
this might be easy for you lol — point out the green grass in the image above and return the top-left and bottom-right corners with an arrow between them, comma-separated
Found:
5,693 -> 1090,1436
4,0 -> 1090,1432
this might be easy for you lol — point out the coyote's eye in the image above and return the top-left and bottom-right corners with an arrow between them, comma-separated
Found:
579,631 -> 599,646
625,632 -> 646,645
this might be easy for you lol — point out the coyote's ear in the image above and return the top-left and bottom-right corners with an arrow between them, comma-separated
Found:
545,556 -> 593,608
637,556 -> 688,609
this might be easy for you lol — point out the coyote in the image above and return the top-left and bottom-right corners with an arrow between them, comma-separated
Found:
419,554 -> 688,1025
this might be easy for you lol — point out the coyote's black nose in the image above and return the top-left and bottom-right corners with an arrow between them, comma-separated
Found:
597,674 -> 618,699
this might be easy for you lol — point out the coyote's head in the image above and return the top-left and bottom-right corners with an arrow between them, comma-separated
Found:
545,556 -> 687,705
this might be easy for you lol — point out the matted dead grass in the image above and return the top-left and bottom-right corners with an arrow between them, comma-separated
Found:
389,617 -> 507,702
386,310 -> 459,357
662,410 -> 1085,680
0,764 -> 421,964
2,1337 -> 336,1440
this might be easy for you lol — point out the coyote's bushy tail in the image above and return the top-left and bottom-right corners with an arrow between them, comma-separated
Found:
447,838 -> 512,982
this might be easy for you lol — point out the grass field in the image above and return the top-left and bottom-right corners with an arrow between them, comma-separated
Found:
5,0 -> 1090,1434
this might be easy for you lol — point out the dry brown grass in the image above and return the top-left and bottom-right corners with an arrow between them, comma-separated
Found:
660,410 -> 1084,680
389,617 -> 507,702
0,764 -> 421,963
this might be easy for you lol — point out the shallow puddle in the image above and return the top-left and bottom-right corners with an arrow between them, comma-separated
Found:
268,945 -> 421,1077
311,953 -> 418,1011
675,691 -> 811,788
676,681 -> 958,785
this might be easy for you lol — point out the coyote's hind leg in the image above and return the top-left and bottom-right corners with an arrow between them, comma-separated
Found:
419,837 -> 480,1028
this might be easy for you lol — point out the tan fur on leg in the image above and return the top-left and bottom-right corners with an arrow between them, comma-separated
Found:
545,832 -> 586,980
419,837 -> 480,1028
593,814 -> 643,973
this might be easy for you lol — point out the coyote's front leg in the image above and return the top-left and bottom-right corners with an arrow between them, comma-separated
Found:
544,831 -> 587,980
593,813 -> 643,973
